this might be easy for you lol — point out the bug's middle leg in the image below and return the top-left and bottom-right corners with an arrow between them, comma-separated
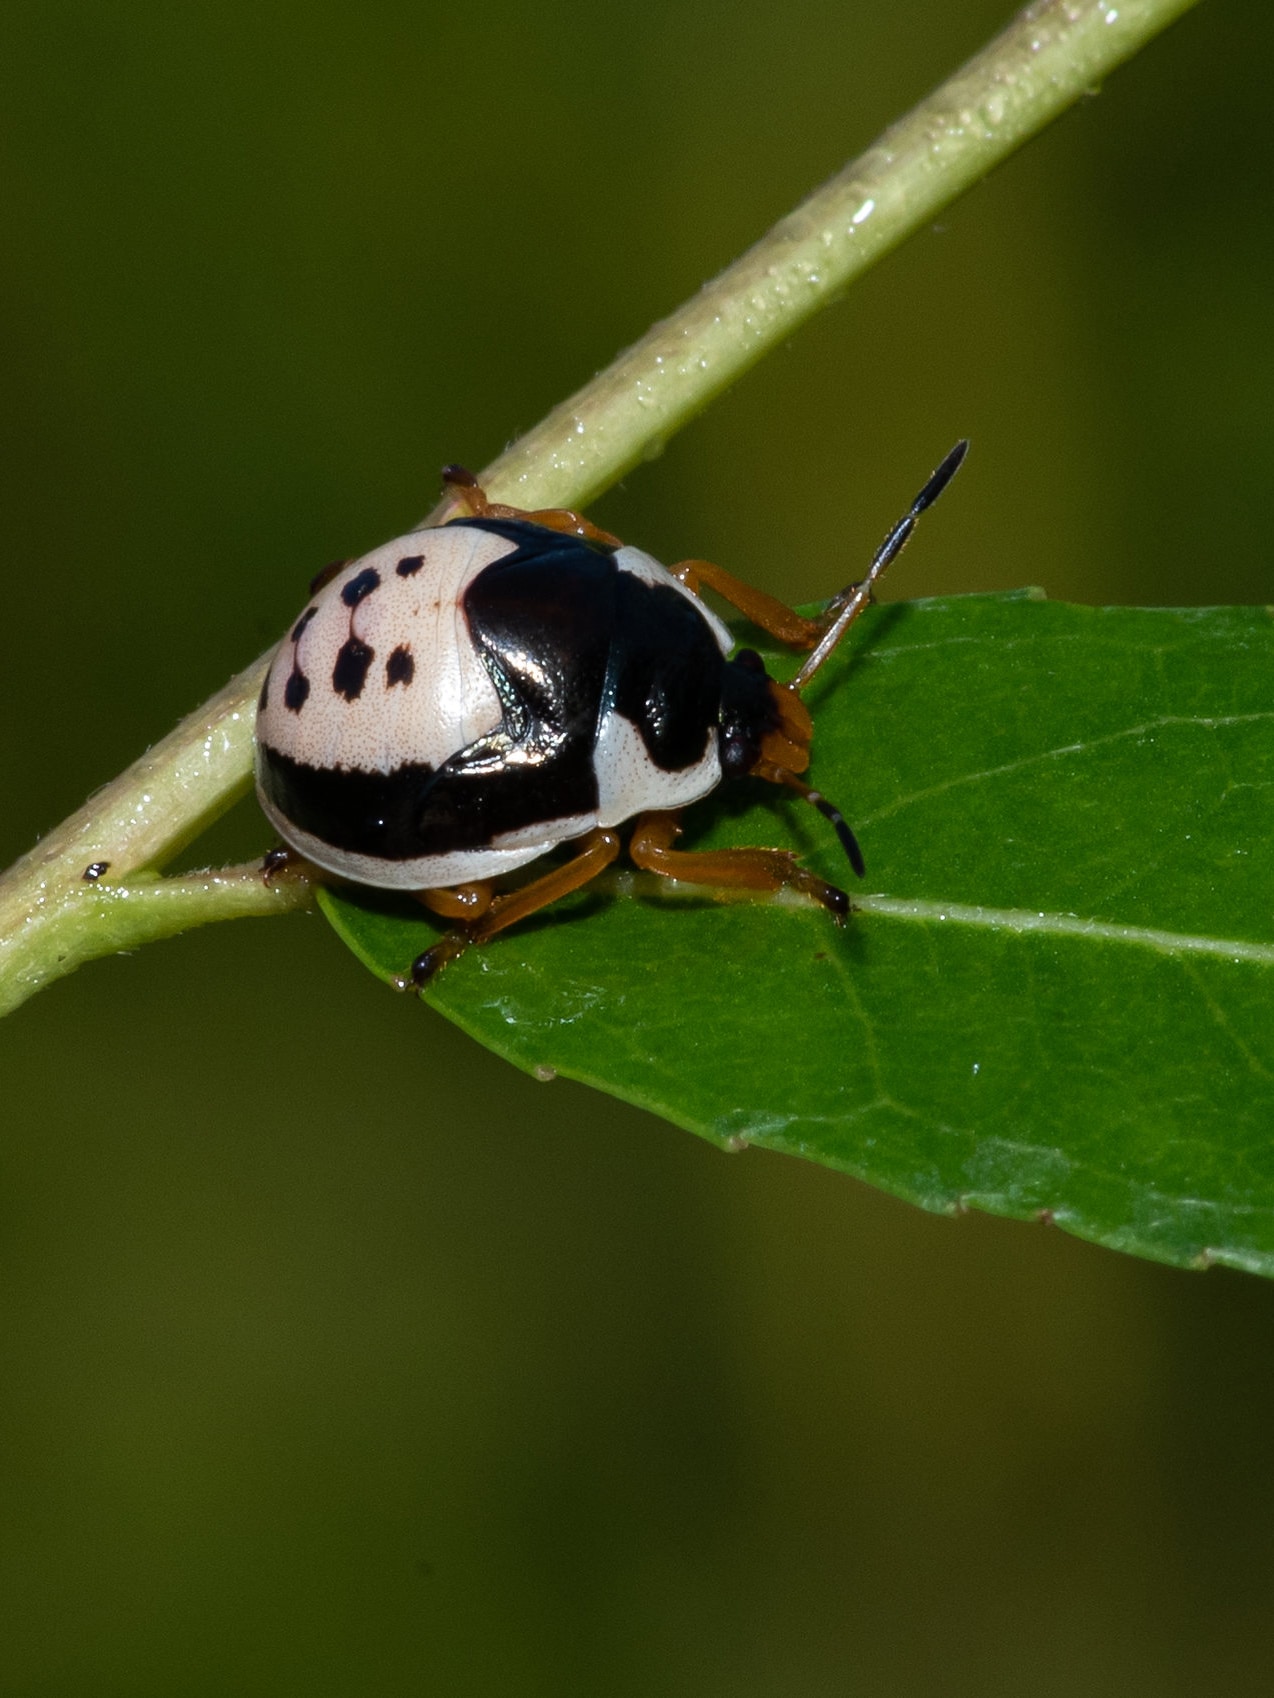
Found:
409,828 -> 622,987
628,811 -> 849,921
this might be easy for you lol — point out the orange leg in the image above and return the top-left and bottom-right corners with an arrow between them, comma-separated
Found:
670,559 -> 828,649
417,881 -> 494,921
409,828 -> 622,987
671,559 -> 878,652
261,843 -> 318,886
439,465 -> 622,548
308,557 -> 353,595
628,812 -> 849,922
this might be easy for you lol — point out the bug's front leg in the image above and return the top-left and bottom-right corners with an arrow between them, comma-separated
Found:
628,811 -> 850,921
669,559 -> 827,649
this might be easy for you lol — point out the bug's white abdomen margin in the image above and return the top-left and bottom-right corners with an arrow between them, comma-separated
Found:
252,808 -> 584,889
591,708 -> 722,826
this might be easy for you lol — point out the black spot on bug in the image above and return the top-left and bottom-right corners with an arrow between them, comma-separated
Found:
83,860 -> 110,882
396,554 -> 425,577
341,567 -> 381,608
386,645 -> 415,687
291,605 -> 318,644
258,675 -> 269,713
333,637 -> 374,700
284,670 -> 311,713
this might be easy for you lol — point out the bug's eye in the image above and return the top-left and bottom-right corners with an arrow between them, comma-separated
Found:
720,730 -> 754,778
734,647 -> 765,674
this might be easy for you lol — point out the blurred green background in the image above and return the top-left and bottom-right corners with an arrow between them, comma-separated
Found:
3,1 -> 1274,1692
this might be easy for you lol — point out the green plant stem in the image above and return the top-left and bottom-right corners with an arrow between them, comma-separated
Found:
0,864 -> 315,1018
0,0 -> 1203,1016
431,0 -> 1203,523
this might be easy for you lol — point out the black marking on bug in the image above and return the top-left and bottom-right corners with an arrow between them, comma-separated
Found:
258,743 -> 596,862
258,749 -> 437,859
82,860 -> 110,882
454,516 -> 745,839
718,657 -> 780,779
258,674 -> 269,713
284,670 -> 311,713
715,644 -> 779,778
606,572 -> 730,771
333,637 -> 375,701
459,524 -> 758,780
386,645 -> 414,687
396,554 -> 425,578
460,520 -> 618,825
291,605 -> 318,644
341,567 -> 381,608
259,521 -> 631,860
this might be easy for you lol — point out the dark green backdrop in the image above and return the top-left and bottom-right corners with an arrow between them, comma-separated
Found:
3,2 -> 1273,1693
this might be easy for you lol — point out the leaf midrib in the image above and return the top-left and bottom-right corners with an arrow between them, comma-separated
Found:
596,873 -> 1274,964
855,895 -> 1274,963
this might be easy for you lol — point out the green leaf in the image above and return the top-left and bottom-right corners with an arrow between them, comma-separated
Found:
321,591 -> 1274,1276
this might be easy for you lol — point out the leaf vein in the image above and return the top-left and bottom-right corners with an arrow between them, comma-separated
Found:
856,896 -> 1274,964
861,713 -> 1274,823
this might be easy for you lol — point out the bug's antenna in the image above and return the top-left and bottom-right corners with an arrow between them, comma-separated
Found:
791,439 -> 969,693
752,761 -> 866,878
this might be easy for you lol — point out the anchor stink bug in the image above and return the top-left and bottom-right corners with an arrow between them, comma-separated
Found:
255,444 -> 967,982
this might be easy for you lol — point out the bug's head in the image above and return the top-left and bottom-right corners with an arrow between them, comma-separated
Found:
719,650 -> 865,878
718,649 -> 809,780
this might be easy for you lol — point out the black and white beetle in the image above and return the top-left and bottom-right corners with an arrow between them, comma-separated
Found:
255,443 -> 967,983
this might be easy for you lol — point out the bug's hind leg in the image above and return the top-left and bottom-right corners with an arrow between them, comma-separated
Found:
439,465 -> 621,547
405,881 -> 494,983
261,843 -> 321,886
408,828 -> 622,988
417,881 -> 496,921
628,811 -> 849,922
